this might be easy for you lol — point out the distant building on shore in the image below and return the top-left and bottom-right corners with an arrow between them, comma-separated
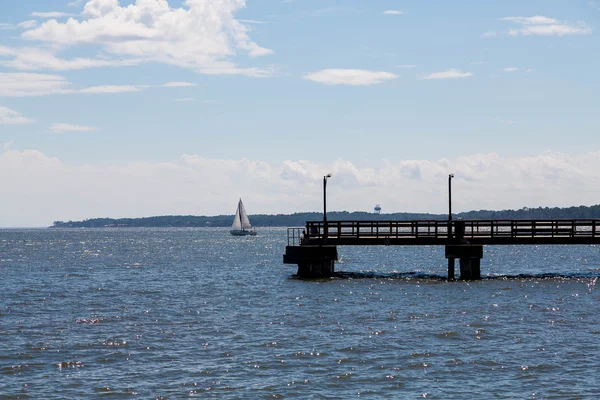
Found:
374,204 -> 382,214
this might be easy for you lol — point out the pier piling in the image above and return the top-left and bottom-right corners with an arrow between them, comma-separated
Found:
283,245 -> 338,279
448,258 -> 455,281
445,245 -> 483,280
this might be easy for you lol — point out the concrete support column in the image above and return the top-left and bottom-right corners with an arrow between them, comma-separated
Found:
448,258 -> 455,281
297,259 -> 335,278
459,258 -> 472,280
471,258 -> 481,280
283,245 -> 338,279
445,245 -> 484,281
459,257 -> 482,280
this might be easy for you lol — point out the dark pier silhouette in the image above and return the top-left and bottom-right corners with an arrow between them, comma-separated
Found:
283,219 -> 600,280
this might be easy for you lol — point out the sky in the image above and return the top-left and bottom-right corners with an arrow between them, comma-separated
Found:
1,0 -> 599,227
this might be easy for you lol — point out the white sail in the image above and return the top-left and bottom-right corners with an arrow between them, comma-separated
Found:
231,203 -> 242,230
238,199 -> 252,230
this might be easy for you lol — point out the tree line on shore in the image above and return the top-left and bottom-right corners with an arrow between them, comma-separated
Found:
51,204 -> 600,228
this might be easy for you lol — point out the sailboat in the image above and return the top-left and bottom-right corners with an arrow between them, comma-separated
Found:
230,198 -> 257,236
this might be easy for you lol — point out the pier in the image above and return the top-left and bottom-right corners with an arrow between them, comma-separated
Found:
283,219 -> 600,280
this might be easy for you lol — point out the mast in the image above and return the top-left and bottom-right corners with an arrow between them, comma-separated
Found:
239,199 -> 244,231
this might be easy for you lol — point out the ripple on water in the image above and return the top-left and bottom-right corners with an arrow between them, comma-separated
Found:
103,338 -> 128,347
410,352 -> 436,358
2,363 -> 44,375
56,361 -> 84,369
435,331 -> 459,339
75,317 -> 104,324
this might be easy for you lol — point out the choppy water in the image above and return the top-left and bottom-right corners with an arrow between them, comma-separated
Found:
1,227 -> 600,399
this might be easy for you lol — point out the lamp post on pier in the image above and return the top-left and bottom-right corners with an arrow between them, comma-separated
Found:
323,174 -> 332,240
448,173 -> 454,222
447,173 -> 455,280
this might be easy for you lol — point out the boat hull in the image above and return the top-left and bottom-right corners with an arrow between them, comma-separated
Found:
230,230 -> 257,236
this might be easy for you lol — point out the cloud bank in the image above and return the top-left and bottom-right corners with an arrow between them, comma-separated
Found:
1,148 -> 599,226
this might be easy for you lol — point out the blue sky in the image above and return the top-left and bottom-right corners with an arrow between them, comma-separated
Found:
0,0 -> 599,226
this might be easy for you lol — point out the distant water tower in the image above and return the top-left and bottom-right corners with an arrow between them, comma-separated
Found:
374,204 -> 382,214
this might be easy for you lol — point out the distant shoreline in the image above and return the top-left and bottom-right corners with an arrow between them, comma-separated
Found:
50,204 -> 600,228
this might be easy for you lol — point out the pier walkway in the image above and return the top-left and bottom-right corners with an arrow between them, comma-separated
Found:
283,219 -> 600,280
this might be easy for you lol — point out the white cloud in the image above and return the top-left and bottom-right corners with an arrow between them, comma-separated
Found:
2,149 -> 600,227
0,45 -> 142,71
162,82 -> 198,88
48,123 -> 97,133
79,85 -> 142,94
0,106 -> 34,124
1,21 -> 38,30
0,73 -> 71,97
487,15 -> 591,37
383,10 -> 404,15
304,69 -> 398,85
17,20 -> 37,29
15,0 -> 273,76
501,16 -> 558,25
68,0 -> 84,7
504,67 -> 519,72
313,7 -> 355,16
239,19 -> 266,24
420,69 -> 473,80
0,73 -> 145,97
30,12 -> 75,18
509,24 -> 591,36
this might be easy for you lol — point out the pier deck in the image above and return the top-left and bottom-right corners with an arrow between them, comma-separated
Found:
298,219 -> 600,246
284,219 -> 600,280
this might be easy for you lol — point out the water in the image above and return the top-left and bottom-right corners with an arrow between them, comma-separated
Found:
1,227 -> 599,399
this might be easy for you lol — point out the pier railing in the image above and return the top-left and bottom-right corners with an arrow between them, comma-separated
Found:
287,228 -> 305,246
299,219 -> 599,242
